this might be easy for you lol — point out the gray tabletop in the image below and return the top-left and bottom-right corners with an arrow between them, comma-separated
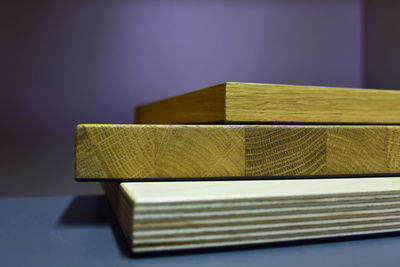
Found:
1,195 -> 400,267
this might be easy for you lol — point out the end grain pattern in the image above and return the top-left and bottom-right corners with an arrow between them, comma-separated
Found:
75,124 -> 400,179
136,82 -> 400,124
102,177 -> 400,253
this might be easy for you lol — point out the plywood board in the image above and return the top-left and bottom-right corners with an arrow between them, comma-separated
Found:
102,177 -> 400,253
75,124 -> 400,179
136,83 -> 400,124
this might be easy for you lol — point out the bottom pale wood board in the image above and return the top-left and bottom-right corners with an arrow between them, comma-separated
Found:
102,178 -> 400,253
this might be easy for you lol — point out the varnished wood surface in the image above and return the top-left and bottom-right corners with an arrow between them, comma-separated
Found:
102,177 -> 400,253
136,83 -> 226,124
136,82 -> 400,124
75,124 -> 400,179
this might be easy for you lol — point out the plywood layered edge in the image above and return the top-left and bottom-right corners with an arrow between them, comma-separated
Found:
102,178 -> 400,253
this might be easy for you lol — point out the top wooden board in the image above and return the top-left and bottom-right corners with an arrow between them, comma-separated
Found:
136,83 -> 400,124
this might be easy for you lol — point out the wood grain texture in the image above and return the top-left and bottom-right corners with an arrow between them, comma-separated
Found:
75,124 -> 400,179
388,130 -> 400,172
245,127 -> 326,176
135,82 -> 400,124
136,83 -> 226,124
102,177 -> 400,253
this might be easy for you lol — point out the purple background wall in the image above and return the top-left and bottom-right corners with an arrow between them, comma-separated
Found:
364,0 -> 400,89
1,0 -> 364,197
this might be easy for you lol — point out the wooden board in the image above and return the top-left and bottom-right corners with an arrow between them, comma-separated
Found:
75,124 -> 400,179
135,83 -> 400,124
102,177 -> 400,253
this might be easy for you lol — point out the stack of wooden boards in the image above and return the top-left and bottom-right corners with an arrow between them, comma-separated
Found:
75,82 -> 400,253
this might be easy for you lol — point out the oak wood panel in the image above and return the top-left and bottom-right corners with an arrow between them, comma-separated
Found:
136,83 -> 226,124
75,124 -> 400,179
326,127 -> 388,174
388,129 -> 400,172
76,124 -> 244,179
245,127 -> 326,176
135,82 -> 400,124
153,126 -> 244,178
102,178 -> 400,253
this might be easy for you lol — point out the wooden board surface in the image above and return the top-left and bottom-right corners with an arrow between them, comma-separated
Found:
136,82 -> 400,124
75,124 -> 400,179
102,177 -> 400,253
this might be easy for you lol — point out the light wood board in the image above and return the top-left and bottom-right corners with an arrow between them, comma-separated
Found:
102,177 -> 400,253
135,83 -> 400,124
75,124 -> 400,179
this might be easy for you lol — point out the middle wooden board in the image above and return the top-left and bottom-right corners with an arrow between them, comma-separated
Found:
75,124 -> 400,179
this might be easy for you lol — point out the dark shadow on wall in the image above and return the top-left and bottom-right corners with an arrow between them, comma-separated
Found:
364,0 -> 400,89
